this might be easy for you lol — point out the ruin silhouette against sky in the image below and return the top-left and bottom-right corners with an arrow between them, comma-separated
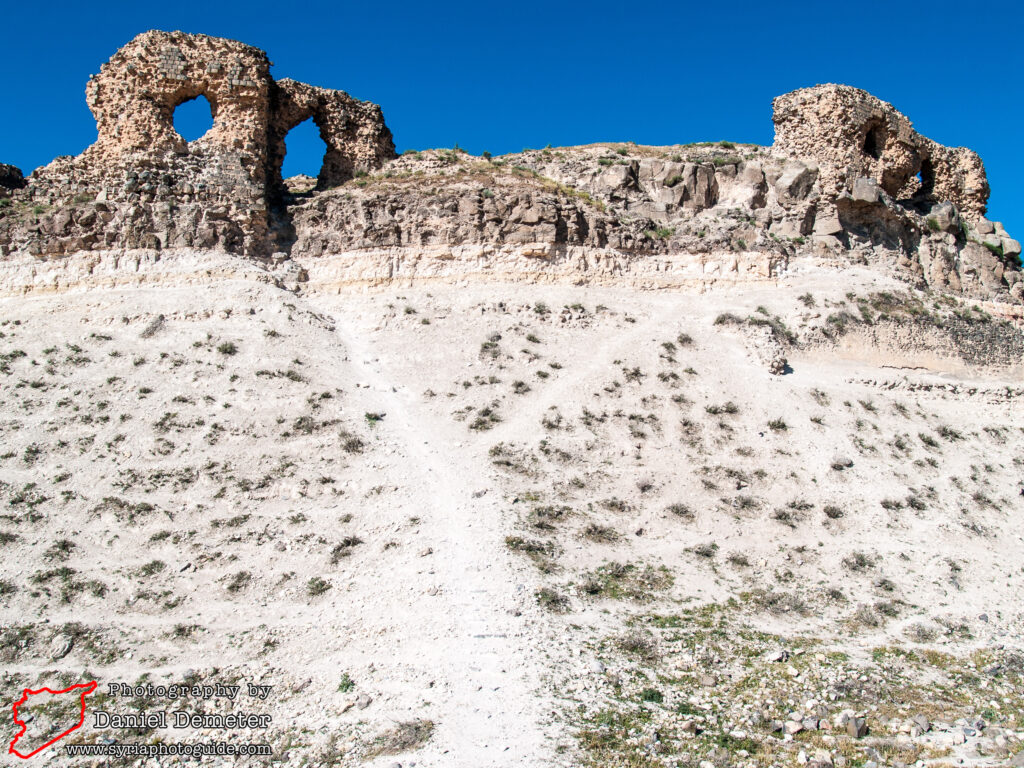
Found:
4,0 -> 1021,234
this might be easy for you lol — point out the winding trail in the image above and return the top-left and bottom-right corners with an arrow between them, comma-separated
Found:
333,312 -> 552,767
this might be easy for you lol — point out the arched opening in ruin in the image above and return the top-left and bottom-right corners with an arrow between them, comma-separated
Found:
916,158 -> 936,199
281,117 -> 328,190
172,94 -> 215,142
862,122 -> 886,160
268,115 -> 330,254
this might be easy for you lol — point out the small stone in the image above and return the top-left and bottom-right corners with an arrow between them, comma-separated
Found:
50,636 -> 73,660
355,694 -> 372,710
834,710 -> 853,727
846,717 -> 867,738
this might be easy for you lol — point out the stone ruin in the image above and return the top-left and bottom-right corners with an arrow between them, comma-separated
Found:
769,84 -> 1018,300
0,32 -> 1019,304
772,84 -> 989,229
5,30 -> 394,256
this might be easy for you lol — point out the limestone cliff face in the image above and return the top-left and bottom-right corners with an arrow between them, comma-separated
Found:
0,33 -> 1020,307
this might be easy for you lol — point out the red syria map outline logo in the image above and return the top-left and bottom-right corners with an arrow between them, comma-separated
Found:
8,680 -> 97,759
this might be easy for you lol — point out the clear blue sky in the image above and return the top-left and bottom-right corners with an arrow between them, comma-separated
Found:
3,0 -> 1021,235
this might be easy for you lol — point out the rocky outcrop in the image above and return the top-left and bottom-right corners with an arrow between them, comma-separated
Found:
0,36 -> 1019,308
0,164 -> 26,194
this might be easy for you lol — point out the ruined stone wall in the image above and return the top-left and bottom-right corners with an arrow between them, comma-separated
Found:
268,79 -> 396,194
83,31 -> 273,162
9,30 -> 395,257
772,84 -> 989,220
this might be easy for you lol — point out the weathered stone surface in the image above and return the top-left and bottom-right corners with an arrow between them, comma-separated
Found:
927,201 -> 959,233
851,177 -> 880,204
774,163 -> 817,204
773,84 -> 989,219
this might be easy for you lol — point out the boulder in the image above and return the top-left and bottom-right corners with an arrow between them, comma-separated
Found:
0,163 -> 25,190
813,211 -> 843,236
960,241 -> 1005,293
775,163 -> 818,205
597,163 -> 638,194
928,201 -> 960,232
851,177 -> 880,204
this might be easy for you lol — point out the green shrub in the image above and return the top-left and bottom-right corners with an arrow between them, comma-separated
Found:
645,227 -> 674,240
307,577 -> 331,596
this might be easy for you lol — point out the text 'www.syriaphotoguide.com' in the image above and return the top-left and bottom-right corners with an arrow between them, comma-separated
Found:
65,742 -> 272,758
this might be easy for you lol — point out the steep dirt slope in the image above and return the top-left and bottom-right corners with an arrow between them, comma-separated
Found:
0,253 -> 1021,767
